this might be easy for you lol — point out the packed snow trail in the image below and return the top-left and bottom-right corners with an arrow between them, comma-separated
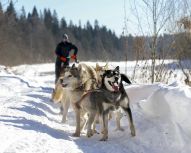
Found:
0,63 -> 191,153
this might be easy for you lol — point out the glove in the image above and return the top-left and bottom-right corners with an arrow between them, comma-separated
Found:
60,56 -> 67,62
71,54 -> 76,60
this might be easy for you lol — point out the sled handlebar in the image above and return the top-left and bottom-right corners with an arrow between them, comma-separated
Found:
66,56 -> 79,63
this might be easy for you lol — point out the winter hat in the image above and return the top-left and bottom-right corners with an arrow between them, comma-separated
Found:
63,34 -> 69,40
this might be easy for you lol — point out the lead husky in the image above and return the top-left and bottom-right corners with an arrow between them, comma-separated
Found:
62,65 -> 135,141
51,63 -> 98,123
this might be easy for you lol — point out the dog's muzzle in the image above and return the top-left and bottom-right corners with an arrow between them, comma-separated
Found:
109,81 -> 119,92
61,83 -> 67,87
60,78 -> 68,87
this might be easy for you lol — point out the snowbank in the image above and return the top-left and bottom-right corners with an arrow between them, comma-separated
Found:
138,82 -> 191,152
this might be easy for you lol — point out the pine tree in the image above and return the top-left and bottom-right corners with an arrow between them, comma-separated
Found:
0,1 -> 4,46
69,20 -> 74,28
20,6 -> 26,20
30,6 -> 40,30
52,10 -> 59,35
27,12 -> 32,22
61,17 -> 67,29
0,2 -> 2,12
44,8 -> 52,30
86,21 -> 92,30
32,6 -> 39,18
94,20 -> 99,31
0,1 -> 3,20
6,0 -> 16,18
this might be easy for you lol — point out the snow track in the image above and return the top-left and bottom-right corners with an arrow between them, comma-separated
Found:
0,63 -> 191,153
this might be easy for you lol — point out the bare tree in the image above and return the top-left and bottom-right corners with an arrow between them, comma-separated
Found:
122,0 -> 128,75
176,15 -> 191,86
129,0 -> 180,83
132,36 -> 146,80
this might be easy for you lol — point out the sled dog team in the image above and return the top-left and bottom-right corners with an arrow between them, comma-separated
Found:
51,63 -> 136,141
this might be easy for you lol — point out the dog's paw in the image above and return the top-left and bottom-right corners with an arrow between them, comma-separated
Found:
86,130 -> 94,137
72,132 -> 80,137
115,127 -> 124,131
100,129 -> 105,134
99,136 -> 108,141
93,129 -> 100,134
61,118 -> 67,123
131,129 -> 136,137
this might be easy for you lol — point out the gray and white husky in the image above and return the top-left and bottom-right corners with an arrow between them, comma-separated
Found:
51,63 -> 98,123
62,65 -> 136,141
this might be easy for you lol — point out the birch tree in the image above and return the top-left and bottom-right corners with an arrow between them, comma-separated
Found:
130,0 -> 180,83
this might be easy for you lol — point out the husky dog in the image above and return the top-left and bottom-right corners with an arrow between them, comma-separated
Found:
51,63 -> 98,123
95,63 -> 109,87
95,63 -> 125,128
62,65 -> 135,140
51,72 -> 70,123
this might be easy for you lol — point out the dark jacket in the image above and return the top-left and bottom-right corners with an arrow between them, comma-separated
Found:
55,41 -> 78,58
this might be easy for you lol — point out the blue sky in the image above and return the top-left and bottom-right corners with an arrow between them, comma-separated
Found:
12,0 -> 131,36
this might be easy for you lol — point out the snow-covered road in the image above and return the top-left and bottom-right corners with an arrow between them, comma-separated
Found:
0,63 -> 191,153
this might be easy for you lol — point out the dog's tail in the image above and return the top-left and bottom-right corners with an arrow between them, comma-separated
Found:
121,74 -> 132,84
75,91 -> 91,109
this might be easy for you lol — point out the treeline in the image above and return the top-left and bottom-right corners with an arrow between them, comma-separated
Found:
0,1 -> 190,66
0,1 -> 129,66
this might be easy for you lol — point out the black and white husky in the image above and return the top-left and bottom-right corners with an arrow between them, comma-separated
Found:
73,66 -> 136,141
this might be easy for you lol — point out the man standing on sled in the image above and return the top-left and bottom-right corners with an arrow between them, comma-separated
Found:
55,34 -> 78,83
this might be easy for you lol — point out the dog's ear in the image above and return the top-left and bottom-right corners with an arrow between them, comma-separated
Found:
72,64 -> 76,69
78,64 -> 86,73
60,67 -> 66,76
78,64 -> 82,72
121,74 -> 132,84
114,66 -> 120,72
103,69 -> 109,76
104,63 -> 109,70
96,63 -> 101,71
